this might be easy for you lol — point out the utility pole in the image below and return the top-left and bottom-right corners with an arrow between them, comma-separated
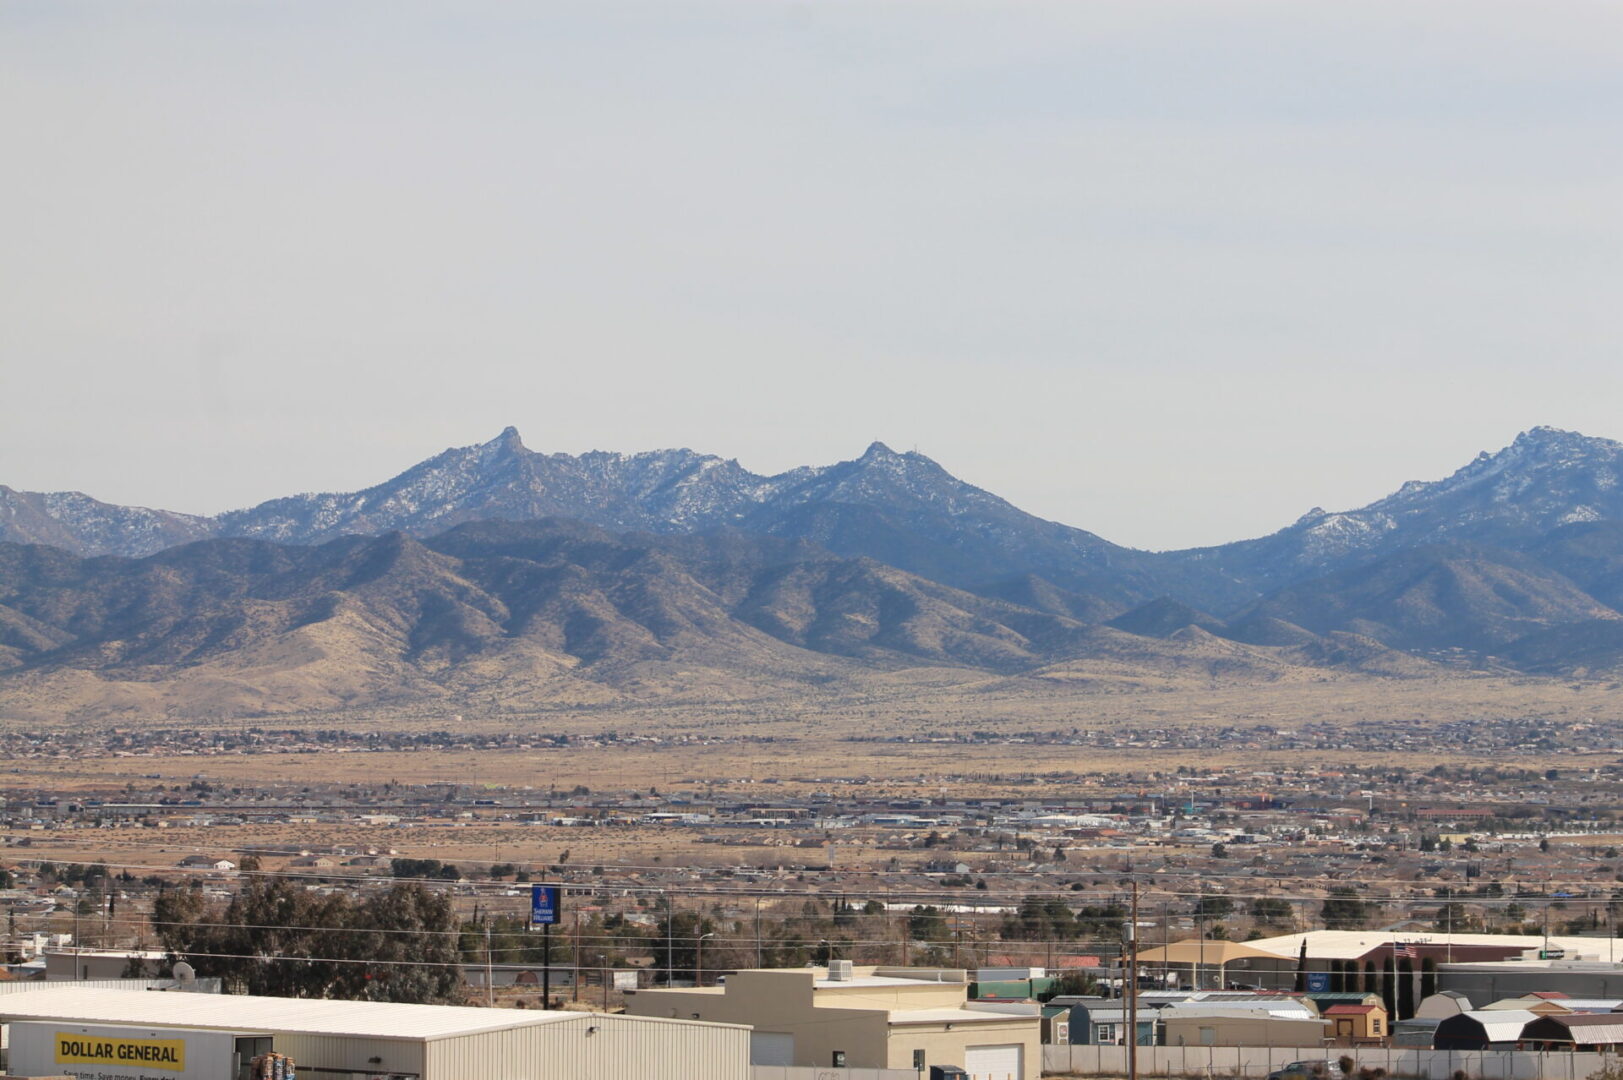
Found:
1160,903 -> 1169,990
1127,880 -> 1139,1080
484,923 -> 494,1007
1196,906 -> 1205,991
542,919 -> 552,1008
573,911 -> 582,1002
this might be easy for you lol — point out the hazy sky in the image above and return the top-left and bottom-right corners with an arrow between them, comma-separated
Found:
3,2 -> 1620,550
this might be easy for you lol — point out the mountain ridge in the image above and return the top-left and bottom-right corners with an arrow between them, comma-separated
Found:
8,425 -> 1623,645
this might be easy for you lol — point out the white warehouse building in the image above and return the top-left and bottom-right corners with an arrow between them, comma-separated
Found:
0,986 -> 749,1080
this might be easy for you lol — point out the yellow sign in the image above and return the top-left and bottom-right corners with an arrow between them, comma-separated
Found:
56,1034 -> 187,1072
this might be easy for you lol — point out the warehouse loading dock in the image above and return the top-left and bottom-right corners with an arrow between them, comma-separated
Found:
0,987 -> 749,1080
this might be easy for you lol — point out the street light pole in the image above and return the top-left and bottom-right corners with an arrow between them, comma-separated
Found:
664,890 -> 673,987
697,932 -> 715,987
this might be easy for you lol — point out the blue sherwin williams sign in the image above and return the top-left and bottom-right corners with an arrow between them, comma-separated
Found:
530,884 -> 561,926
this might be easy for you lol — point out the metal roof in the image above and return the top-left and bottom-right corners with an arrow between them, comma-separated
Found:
1244,930 -> 1611,963
1525,1013 -> 1623,1045
1136,941 -> 1279,965
1442,1009 -> 1541,1042
1075,1008 -> 1131,1023
1170,1003 -> 1316,1018
1158,1006 -> 1319,1021
1533,1013 -> 1623,1030
0,987 -> 586,1041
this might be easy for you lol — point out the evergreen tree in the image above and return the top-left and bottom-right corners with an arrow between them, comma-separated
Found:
152,878 -> 460,1002
1322,888 -> 1372,930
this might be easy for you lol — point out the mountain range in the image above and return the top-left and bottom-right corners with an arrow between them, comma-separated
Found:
6,424 -> 1623,718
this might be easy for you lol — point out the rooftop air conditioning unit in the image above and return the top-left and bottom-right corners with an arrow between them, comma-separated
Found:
828,959 -> 855,981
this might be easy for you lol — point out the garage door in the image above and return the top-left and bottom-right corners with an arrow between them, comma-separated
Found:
750,1031 -> 794,1066
965,1042 -> 1023,1080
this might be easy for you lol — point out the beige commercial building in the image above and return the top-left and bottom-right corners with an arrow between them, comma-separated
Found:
0,985 -> 749,1080
44,948 -> 171,981
626,963 -> 1040,1080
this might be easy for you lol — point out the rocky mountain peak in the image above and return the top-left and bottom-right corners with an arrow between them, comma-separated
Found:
487,426 -> 527,453
1514,424 -> 1596,449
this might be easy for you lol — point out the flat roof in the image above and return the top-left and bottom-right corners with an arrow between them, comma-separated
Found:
0,987 -> 583,1041
815,976 -> 948,989
886,1008 -> 1030,1026
1245,930 -> 1612,963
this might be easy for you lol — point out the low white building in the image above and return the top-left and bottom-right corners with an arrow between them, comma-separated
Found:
0,986 -> 749,1080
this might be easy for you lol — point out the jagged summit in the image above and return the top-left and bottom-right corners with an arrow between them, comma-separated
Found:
1367,426 -> 1623,525
0,433 -> 1139,601
1157,425 -> 1623,612
856,440 -> 910,463
1518,424 -> 1602,447
488,425 -> 526,451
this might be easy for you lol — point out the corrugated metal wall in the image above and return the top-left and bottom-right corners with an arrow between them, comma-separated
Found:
273,1032 -> 426,1078
0,979 -> 222,996
425,1014 -> 749,1080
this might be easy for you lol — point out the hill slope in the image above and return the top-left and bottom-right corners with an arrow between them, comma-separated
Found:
1161,427 -> 1623,609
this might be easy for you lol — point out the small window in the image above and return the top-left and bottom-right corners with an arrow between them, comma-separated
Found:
832,1051 -> 846,1068
914,1049 -> 927,1070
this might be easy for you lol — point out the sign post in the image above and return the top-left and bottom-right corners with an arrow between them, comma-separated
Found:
531,885 -> 562,1007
